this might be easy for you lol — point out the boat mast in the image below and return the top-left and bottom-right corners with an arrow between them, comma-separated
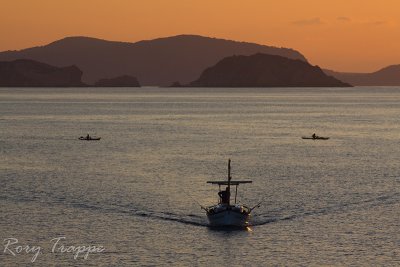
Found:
228,159 -> 231,206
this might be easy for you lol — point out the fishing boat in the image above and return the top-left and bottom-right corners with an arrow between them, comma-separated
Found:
204,159 -> 256,227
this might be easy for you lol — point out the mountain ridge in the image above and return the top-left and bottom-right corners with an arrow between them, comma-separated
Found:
324,65 -> 400,86
0,34 -> 307,86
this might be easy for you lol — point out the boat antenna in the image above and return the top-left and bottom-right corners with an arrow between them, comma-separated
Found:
249,195 -> 269,212
249,201 -> 263,212
181,188 -> 207,211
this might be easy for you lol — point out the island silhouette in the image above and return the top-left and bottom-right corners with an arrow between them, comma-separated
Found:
0,34 -> 399,87
0,35 -> 306,86
188,53 -> 351,87
0,59 -> 85,87
94,75 -> 140,87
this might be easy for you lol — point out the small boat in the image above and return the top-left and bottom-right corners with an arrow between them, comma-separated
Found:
78,136 -> 101,141
302,136 -> 329,140
204,159 -> 256,227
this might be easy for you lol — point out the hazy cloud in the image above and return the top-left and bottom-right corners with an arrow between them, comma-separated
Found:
372,21 -> 386,26
359,20 -> 388,26
337,16 -> 351,22
292,17 -> 323,26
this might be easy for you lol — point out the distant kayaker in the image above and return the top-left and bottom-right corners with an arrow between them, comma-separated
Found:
312,133 -> 316,139
86,133 -> 90,140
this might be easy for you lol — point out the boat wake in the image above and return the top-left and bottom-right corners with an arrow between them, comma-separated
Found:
3,190 -> 399,228
128,209 -> 208,227
68,201 -> 209,227
2,192 -> 210,227
251,191 -> 400,226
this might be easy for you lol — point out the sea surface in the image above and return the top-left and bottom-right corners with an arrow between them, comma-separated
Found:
0,87 -> 399,266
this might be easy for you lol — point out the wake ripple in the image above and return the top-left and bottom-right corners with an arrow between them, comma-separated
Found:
3,191 -> 399,228
68,201 -> 209,227
252,192 -> 400,226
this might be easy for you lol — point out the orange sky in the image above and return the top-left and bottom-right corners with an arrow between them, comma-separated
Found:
1,0 -> 399,72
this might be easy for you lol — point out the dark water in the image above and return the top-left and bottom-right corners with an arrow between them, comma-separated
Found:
0,87 -> 399,266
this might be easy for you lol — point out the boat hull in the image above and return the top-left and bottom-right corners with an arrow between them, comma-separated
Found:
79,137 -> 101,141
207,209 -> 250,227
301,137 -> 329,140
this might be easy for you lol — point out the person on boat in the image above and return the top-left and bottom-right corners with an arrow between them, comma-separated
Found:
86,133 -> 90,140
312,133 -> 316,139
218,187 -> 230,204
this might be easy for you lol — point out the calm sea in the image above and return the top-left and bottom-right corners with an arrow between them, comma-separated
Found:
0,87 -> 399,266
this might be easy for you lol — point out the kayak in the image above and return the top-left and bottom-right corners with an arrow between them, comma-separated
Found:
79,137 -> 101,141
302,136 -> 329,140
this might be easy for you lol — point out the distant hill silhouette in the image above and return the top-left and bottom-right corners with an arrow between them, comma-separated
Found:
188,53 -> 351,87
94,75 -> 140,87
324,65 -> 400,86
0,59 -> 85,87
0,35 -> 307,86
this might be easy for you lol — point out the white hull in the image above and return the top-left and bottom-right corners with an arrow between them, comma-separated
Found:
206,207 -> 250,227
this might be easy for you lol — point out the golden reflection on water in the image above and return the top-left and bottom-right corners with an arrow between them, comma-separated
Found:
1,87 -> 400,265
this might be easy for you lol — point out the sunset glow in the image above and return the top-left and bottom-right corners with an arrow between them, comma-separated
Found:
1,0 -> 399,72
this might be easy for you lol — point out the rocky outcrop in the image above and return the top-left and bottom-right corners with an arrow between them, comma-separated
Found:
169,81 -> 182,87
94,75 -> 140,87
189,53 -> 351,87
0,59 -> 86,87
